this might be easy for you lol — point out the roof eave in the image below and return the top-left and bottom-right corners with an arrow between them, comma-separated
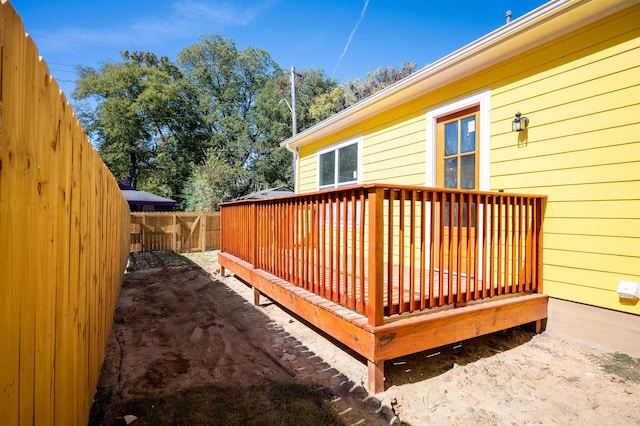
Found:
281,0 -> 632,150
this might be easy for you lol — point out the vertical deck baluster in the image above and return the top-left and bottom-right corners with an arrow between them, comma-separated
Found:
280,202 -> 286,277
472,193 -> 480,300
313,198 -> 319,294
285,202 -> 291,282
429,192 -> 436,308
456,192 -> 464,304
387,189 -> 395,315
447,192 -> 456,305
350,191 -> 357,310
269,203 -> 274,272
320,196 -> 326,297
419,190 -> 426,310
409,190 -> 416,312
292,199 -> 299,286
498,196 -> 505,295
491,197 -> 498,295
398,189 -> 406,313
438,192 -> 446,307
504,196 -> 511,294
259,204 -> 265,271
517,198 -> 523,293
358,190 -> 366,313
328,194 -> 336,300
466,193 -> 473,302
304,198 -> 309,288
335,195 -> 342,302
481,195 -> 488,298
524,198 -> 531,292
308,198 -> 314,290
342,192 -> 348,305
511,196 -> 517,294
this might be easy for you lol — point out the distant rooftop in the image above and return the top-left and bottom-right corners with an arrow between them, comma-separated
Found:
118,183 -> 176,207
235,185 -> 294,200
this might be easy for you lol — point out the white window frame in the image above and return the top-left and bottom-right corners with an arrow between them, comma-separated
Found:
425,90 -> 491,190
316,136 -> 363,190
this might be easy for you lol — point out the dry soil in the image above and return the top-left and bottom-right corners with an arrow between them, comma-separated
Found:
89,250 -> 640,425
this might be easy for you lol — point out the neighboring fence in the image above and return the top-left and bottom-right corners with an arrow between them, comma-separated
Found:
130,212 -> 221,253
0,3 -> 131,425
221,184 -> 545,326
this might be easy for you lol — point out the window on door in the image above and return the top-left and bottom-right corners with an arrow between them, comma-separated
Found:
437,105 -> 480,227
318,138 -> 360,190
437,105 -> 479,190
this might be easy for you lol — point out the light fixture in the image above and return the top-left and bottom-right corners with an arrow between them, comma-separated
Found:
512,112 -> 529,132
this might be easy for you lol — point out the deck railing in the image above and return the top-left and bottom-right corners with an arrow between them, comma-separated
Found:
221,184 -> 545,326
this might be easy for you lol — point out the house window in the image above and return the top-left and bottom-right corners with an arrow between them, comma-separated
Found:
318,138 -> 360,190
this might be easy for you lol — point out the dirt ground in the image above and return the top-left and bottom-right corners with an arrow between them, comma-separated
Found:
90,250 -> 640,425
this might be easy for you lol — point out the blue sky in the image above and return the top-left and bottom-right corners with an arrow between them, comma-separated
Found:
13,0 -> 547,98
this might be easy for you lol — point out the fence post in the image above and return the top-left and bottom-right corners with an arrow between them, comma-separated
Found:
201,213 -> 206,252
141,214 -> 146,252
367,186 -> 384,326
172,214 -> 177,252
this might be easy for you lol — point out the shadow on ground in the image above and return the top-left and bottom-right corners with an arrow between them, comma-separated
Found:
89,251 -> 392,426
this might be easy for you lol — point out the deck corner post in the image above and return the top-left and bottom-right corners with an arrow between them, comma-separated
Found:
367,359 -> 385,393
367,186 -> 384,327
535,197 -> 546,293
253,287 -> 261,306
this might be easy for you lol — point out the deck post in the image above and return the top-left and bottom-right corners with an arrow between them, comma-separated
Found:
367,360 -> 385,393
367,186 -> 384,327
535,198 -> 546,293
253,287 -> 261,306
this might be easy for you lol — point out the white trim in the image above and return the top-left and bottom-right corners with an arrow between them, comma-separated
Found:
424,90 -> 491,190
316,136 -> 363,190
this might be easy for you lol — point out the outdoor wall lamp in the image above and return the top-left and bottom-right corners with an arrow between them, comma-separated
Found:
512,112 -> 529,132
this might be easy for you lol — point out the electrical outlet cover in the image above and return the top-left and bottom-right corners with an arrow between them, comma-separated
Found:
617,280 -> 639,299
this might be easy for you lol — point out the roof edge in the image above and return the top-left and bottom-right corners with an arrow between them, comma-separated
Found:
282,0 -> 632,150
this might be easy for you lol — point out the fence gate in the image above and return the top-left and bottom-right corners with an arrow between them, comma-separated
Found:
130,212 -> 220,253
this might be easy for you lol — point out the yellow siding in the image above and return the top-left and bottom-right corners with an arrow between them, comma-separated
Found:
489,6 -> 640,312
297,4 -> 640,313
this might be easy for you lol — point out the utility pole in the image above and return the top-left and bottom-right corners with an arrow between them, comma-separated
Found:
290,66 -> 297,135
290,66 -> 298,192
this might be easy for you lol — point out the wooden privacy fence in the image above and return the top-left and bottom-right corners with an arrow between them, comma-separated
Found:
221,184 -> 546,326
0,3 -> 131,425
130,212 -> 220,253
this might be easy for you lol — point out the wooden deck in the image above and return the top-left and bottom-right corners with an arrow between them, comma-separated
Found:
219,184 -> 548,393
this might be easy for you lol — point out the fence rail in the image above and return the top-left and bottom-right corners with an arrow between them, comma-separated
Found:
130,212 -> 220,253
221,184 -> 545,326
0,3 -> 131,424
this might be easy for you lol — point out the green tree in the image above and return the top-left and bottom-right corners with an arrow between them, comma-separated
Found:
74,51 -> 209,204
347,62 -> 417,103
179,35 -> 286,209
